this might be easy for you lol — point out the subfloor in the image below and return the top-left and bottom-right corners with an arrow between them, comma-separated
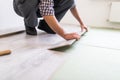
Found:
0,24 -> 120,80
51,27 -> 120,80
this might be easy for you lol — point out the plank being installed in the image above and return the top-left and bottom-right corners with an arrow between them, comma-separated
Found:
0,25 -> 86,51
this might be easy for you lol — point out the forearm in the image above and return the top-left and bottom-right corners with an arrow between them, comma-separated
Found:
43,15 -> 80,40
43,15 -> 65,37
70,6 -> 84,25
70,6 -> 88,32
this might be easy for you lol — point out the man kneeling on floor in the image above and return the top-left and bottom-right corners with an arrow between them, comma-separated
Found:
13,0 -> 88,40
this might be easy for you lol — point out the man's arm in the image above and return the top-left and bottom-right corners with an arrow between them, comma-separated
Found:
70,6 -> 88,32
39,0 -> 80,40
43,16 -> 80,40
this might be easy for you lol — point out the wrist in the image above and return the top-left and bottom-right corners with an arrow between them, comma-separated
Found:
59,31 -> 66,39
80,23 -> 85,26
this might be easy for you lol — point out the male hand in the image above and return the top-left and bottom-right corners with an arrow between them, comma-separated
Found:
63,32 -> 80,40
81,25 -> 88,32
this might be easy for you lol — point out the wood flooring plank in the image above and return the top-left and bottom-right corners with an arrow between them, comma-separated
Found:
0,49 -> 65,80
0,26 -> 86,51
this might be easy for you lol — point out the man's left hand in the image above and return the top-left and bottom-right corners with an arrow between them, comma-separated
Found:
81,25 -> 88,32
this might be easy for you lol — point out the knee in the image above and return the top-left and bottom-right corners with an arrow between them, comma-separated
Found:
13,0 -> 23,17
13,0 -> 38,17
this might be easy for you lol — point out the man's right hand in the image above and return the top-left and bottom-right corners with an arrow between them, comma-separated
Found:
63,32 -> 80,40
43,16 -> 80,41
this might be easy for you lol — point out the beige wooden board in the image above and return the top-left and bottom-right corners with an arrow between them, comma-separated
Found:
0,49 -> 65,80
0,24 -> 84,50
0,32 -> 75,50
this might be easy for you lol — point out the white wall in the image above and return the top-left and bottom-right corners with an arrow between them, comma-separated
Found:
0,0 -> 120,31
61,0 -> 120,29
0,0 -> 24,30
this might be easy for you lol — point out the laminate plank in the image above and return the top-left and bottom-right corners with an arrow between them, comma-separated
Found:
0,25 -> 84,51
0,49 -> 65,80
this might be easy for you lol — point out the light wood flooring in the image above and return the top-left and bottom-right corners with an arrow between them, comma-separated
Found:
0,24 -> 120,80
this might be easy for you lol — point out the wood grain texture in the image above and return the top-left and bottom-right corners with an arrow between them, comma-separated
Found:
0,24 -> 86,80
0,49 -> 65,80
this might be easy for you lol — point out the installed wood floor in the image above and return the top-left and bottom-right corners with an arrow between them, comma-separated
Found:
0,24 -> 120,80
0,24 -> 81,80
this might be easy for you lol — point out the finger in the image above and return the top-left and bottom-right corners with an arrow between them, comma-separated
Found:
81,27 -> 84,32
73,34 -> 80,40
84,27 -> 88,32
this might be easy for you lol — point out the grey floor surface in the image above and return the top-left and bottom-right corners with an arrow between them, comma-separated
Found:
0,24 -> 120,80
